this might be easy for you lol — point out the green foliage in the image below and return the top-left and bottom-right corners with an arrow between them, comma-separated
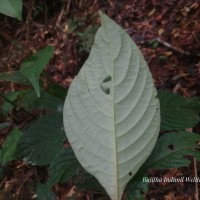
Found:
0,0 -> 22,20
0,71 -> 30,85
36,183 -> 56,200
144,131 -> 200,169
18,89 -> 63,112
77,24 -> 99,52
158,90 -> 200,130
1,89 -> 63,116
47,84 -> 68,101
68,15 -> 98,53
19,46 -> 54,97
1,9 -> 200,200
1,91 -> 24,115
46,147 -> 79,188
74,167 -> 106,194
0,128 -> 22,180
1,127 -> 22,165
15,113 -> 65,165
126,173 -> 148,200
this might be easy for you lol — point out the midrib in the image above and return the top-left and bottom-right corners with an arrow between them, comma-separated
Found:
107,31 -> 119,200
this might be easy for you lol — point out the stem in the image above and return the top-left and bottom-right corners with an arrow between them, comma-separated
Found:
0,93 -> 37,120
194,158 -> 199,200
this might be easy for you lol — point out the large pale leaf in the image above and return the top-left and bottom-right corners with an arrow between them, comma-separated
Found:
63,12 -> 160,200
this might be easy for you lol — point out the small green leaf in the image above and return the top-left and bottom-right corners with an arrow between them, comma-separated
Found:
1,127 -> 22,165
0,122 -> 11,131
15,113 -> 65,166
158,90 -> 200,130
19,46 -> 54,97
0,71 -> 30,85
1,91 -> 24,115
48,84 -> 68,101
36,183 -> 56,200
126,172 -> 148,200
46,147 -> 79,188
18,89 -> 63,112
75,167 -> 106,194
0,0 -> 22,20
144,131 -> 200,169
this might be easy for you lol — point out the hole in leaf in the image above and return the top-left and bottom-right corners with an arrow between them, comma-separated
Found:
102,76 -> 112,83
101,76 -> 112,95
104,88 -> 110,94
128,172 -> 132,176
168,144 -> 174,150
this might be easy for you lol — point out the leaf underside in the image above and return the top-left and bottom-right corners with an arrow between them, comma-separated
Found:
63,12 -> 160,200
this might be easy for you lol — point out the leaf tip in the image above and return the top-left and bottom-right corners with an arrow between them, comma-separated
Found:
98,10 -> 108,24
98,10 -> 103,17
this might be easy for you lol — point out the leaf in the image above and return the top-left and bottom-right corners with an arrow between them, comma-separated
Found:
18,89 -> 63,112
0,122 -> 11,131
0,71 -> 30,85
19,46 -> 54,97
46,147 -> 79,188
1,127 -> 22,165
158,90 -> 200,130
1,91 -> 24,115
63,11 -> 160,200
75,167 -> 106,194
15,113 -> 65,166
48,83 -> 68,100
0,0 -> 22,20
143,131 -> 200,169
36,183 -> 56,200
126,174 -> 148,200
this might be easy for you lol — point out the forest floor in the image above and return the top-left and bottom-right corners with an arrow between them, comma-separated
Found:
0,0 -> 200,199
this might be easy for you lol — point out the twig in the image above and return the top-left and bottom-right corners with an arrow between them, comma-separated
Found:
24,0 -> 34,45
0,93 -> 37,120
56,8 -> 64,27
156,37 -> 190,55
16,171 -> 33,197
194,158 -> 199,200
66,0 -> 72,14
0,29 -> 14,42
